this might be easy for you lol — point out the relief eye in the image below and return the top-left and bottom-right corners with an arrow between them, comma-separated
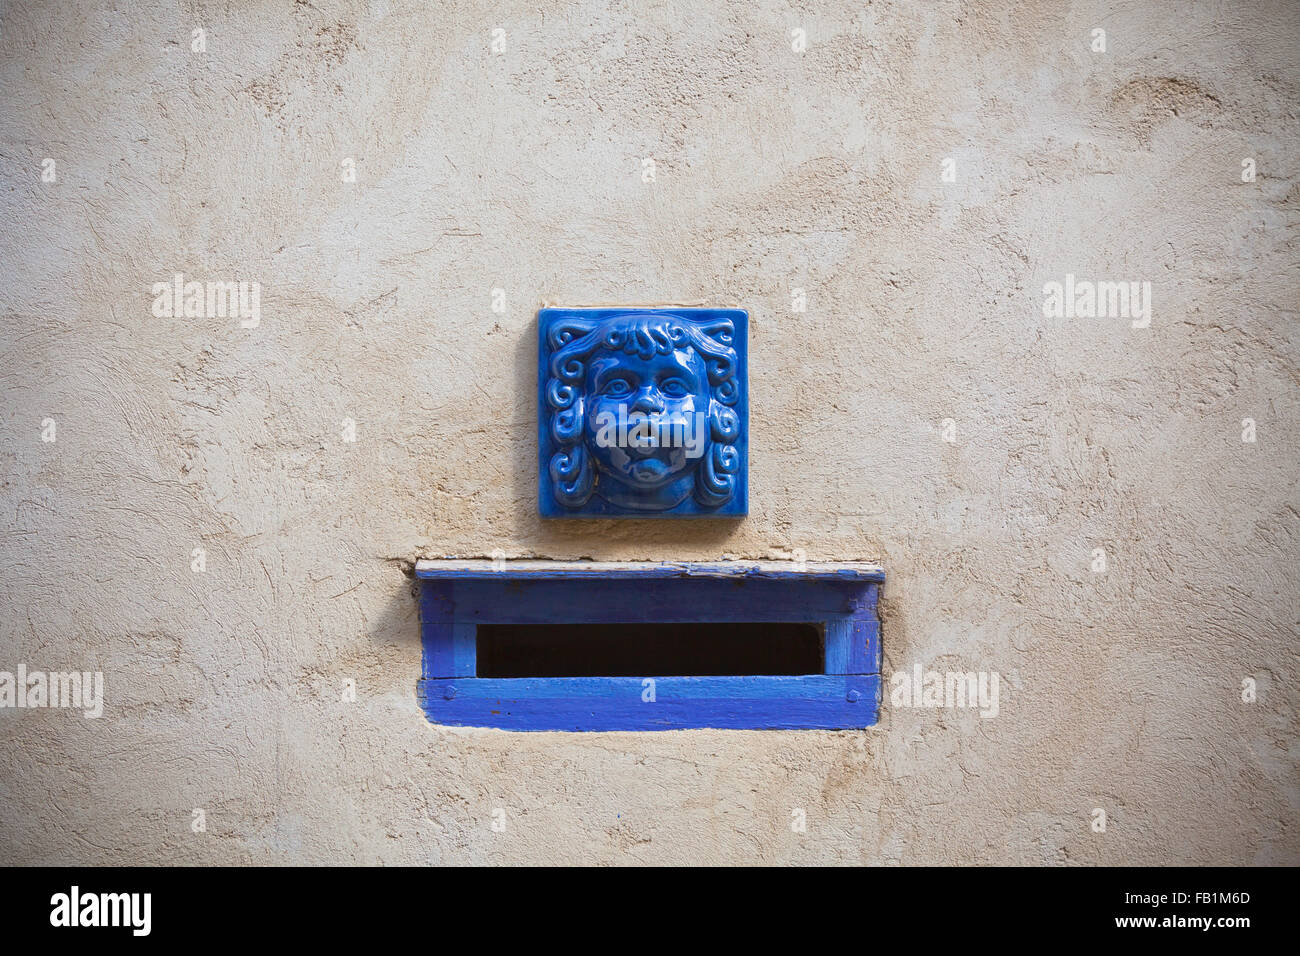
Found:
602,378 -> 633,396
660,378 -> 689,397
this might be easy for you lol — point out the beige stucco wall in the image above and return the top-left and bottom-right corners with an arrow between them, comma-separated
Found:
1,0 -> 1297,864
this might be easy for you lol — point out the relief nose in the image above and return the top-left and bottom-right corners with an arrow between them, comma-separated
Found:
630,388 -> 664,414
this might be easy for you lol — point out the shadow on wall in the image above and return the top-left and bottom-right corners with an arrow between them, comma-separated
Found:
366,562 -> 421,655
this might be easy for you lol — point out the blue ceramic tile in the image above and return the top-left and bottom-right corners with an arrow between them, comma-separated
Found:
538,308 -> 748,518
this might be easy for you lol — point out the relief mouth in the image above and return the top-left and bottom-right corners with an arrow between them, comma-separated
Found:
628,458 -> 671,481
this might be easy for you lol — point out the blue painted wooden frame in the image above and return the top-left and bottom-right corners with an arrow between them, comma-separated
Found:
415,561 -> 884,731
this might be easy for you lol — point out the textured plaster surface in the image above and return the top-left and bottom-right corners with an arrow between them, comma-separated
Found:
0,0 -> 1297,864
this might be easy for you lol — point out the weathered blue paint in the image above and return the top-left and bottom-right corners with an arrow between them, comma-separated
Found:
436,580 -> 869,624
538,308 -> 748,517
416,561 -> 883,731
823,619 -> 880,675
418,675 -> 880,731
422,622 -> 477,679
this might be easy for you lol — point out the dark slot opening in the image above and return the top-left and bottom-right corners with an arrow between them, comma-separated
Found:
475,621 -> 824,678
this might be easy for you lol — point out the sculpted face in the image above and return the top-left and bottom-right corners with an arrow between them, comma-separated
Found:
539,308 -> 746,517
583,346 -> 710,490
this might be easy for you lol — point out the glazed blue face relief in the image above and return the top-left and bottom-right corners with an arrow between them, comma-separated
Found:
538,307 -> 748,517
416,561 -> 883,732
